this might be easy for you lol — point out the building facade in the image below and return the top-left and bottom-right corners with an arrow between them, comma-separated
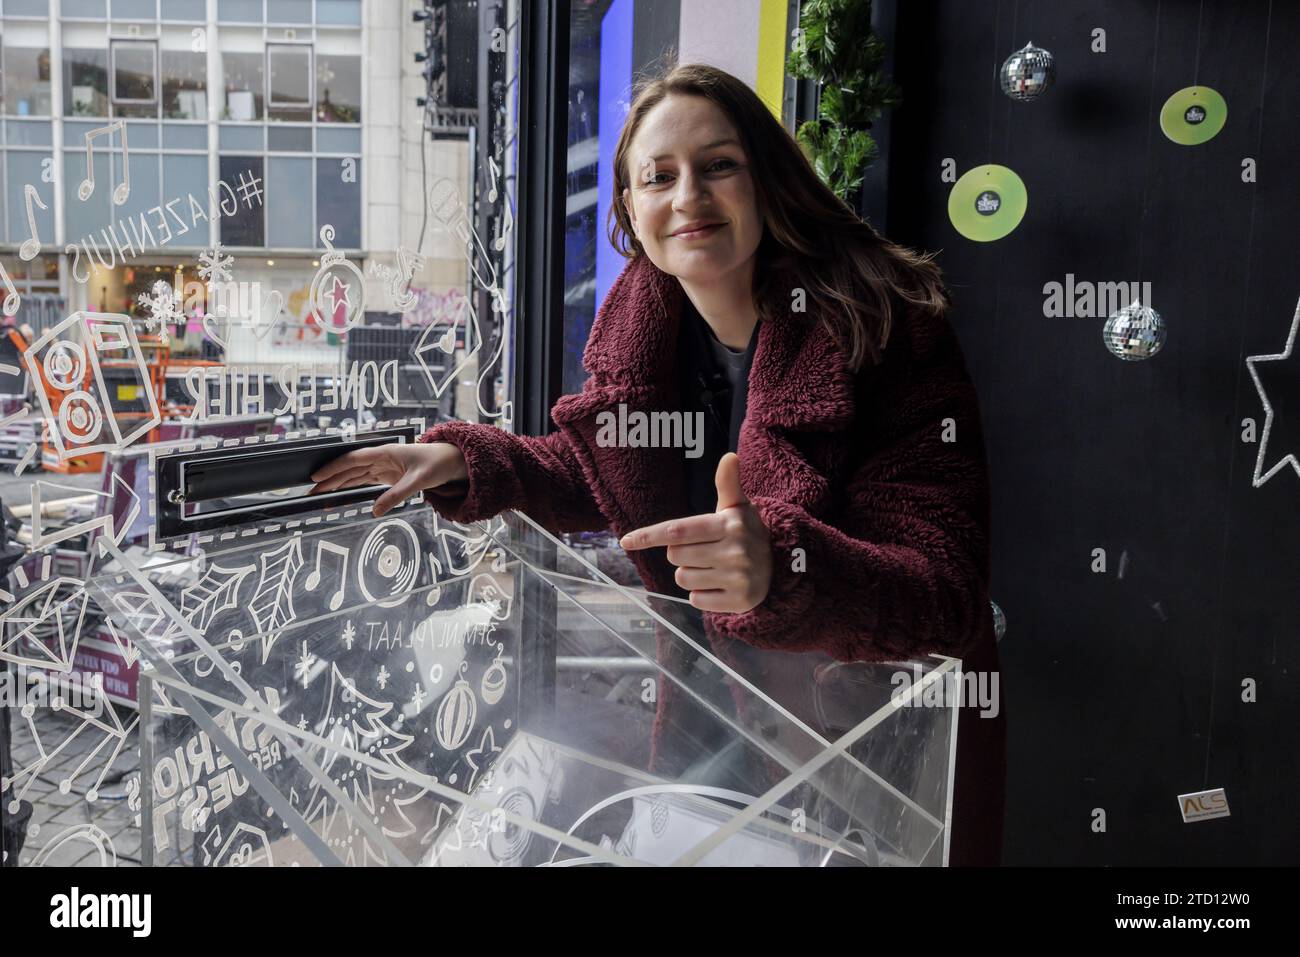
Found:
0,0 -> 479,401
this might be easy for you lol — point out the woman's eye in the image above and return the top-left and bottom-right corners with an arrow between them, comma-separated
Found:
709,159 -> 737,172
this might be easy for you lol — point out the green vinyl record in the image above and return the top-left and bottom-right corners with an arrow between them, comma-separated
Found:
948,164 -> 1028,242
1160,86 -> 1227,145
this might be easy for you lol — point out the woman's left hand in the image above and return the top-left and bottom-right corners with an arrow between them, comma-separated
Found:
619,453 -> 773,613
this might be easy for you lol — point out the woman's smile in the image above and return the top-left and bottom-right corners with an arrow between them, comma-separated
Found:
672,222 -> 727,241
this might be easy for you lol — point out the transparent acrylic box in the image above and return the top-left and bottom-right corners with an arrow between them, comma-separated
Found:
80,505 -> 959,867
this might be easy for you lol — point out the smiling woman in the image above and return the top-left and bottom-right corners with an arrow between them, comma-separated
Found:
607,63 -> 949,371
315,61 -> 1004,866
616,94 -> 766,351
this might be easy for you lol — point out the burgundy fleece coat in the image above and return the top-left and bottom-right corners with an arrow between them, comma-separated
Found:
419,251 -> 1006,866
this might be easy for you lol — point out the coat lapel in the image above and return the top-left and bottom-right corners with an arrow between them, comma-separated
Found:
551,253 -> 858,541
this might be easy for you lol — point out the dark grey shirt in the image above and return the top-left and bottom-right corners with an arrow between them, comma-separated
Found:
704,325 -> 749,394
676,298 -> 760,518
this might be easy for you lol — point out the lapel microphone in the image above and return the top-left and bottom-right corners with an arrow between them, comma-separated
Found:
696,368 -> 732,436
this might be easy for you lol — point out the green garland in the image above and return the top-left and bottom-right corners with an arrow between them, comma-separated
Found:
787,0 -> 901,204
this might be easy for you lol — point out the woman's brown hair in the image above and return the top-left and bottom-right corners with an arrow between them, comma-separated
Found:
607,61 -> 949,371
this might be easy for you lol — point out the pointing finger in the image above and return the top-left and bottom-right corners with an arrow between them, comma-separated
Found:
620,513 -> 724,551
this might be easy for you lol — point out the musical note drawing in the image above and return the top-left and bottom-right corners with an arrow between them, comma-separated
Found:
486,155 -> 500,203
493,202 -> 514,252
0,260 -> 20,317
305,541 -> 349,611
19,185 -> 47,261
77,120 -> 131,205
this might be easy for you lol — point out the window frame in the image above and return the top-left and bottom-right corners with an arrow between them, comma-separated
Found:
265,41 -> 314,110
109,38 -> 160,108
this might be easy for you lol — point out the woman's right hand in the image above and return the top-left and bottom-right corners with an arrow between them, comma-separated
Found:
309,441 -> 469,517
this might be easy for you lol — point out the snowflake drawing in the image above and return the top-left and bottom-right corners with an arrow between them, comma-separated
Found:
197,242 -> 234,283
294,640 -> 318,688
136,280 -> 183,339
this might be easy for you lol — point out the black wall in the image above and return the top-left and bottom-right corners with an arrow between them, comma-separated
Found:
885,0 -> 1299,864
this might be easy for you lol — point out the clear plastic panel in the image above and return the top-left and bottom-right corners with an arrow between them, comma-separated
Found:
63,505 -> 959,867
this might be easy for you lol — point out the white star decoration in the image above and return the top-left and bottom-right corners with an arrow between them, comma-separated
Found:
1245,296 -> 1300,487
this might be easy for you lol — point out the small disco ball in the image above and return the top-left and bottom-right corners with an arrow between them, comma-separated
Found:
999,41 -> 1056,102
1103,300 -> 1166,361
990,600 -> 1007,643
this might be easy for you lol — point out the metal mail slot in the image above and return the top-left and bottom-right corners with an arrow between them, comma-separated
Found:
152,424 -> 421,541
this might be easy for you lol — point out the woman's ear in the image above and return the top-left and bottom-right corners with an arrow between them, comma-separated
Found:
622,187 -> 639,238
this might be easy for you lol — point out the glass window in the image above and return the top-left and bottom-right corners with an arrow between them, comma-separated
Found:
111,0 -> 156,18
162,153 -> 209,209
218,155 -> 265,247
63,0 -> 106,16
268,0 -> 311,24
111,40 -> 158,118
160,0 -> 205,20
5,1 -> 52,17
218,0 -> 262,22
161,124 -> 207,149
267,156 -> 313,248
109,150 -> 162,242
124,121 -> 160,148
315,126 -> 360,153
315,52 -> 360,123
162,50 -> 207,119
2,43 -> 52,116
267,125 -> 311,151
63,47 -> 109,118
5,120 -> 54,145
316,0 -> 361,26
221,51 -> 264,120
267,43 -> 312,121
5,152 -> 54,249
219,123 -> 263,150
561,1 -> 683,394
62,142 -> 111,241
315,156 -> 359,249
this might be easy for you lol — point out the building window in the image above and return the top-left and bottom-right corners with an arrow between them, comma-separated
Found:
63,47 -> 109,118
222,51 -> 264,121
161,49 -> 207,119
266,156 -> 314,248
110,39 -> 159,118
315,156 -> 360,249
315,52 -> 360,123
267,43 -> 312,122
1,43 -> 52,116
218,155 -> 265,247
